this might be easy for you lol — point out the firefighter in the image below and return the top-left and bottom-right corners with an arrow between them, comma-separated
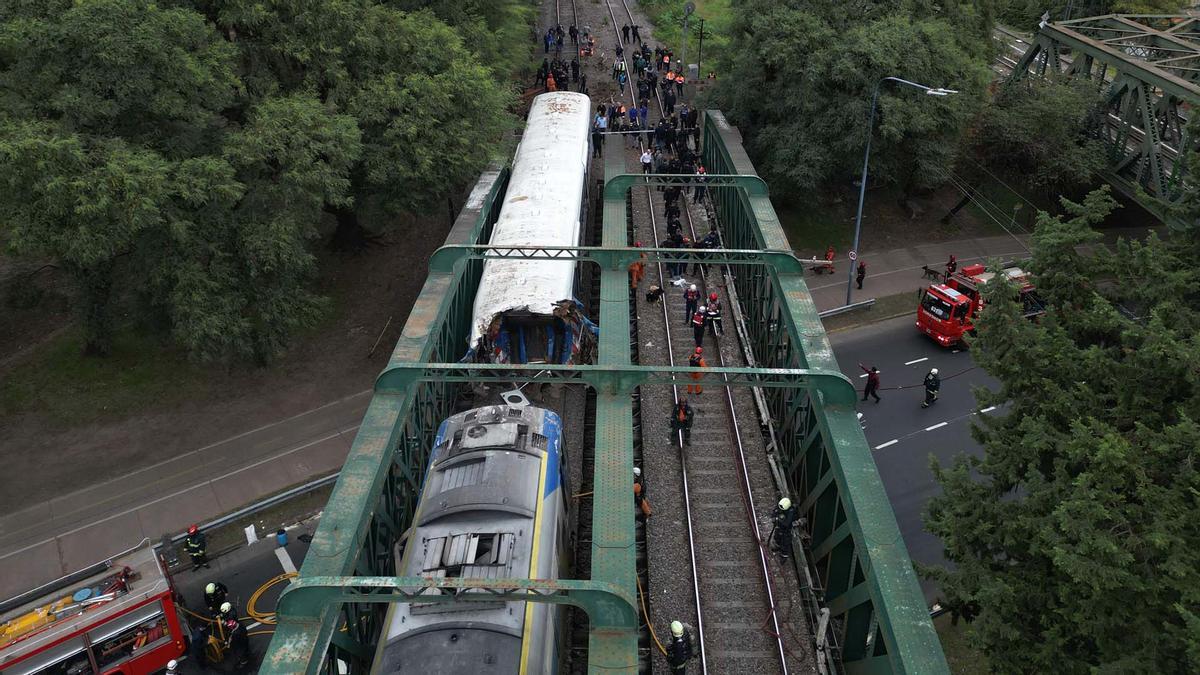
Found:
223,615 -> 250,668
166,659 -> 179,675
824,245 -> 836,274
859,363 -> 881,403
629,241 -> 646,290
772,497 -> 798,559
691,307 -> 706,349
687,346 -> 706,395
705,293 -> 722,337
856,260 -> 867,289
922,367 -> 941,408
945,254 -> 958,278
666,620 -> 696,673
633,467 -> 652,519
204,581 -> 229,614
218,601 -> 236,622
670,399 -> 695,446
683,284 -> 700,322
184,524 -> 209,570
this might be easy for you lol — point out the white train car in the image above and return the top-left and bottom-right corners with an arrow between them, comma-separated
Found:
466,92 -> 596,365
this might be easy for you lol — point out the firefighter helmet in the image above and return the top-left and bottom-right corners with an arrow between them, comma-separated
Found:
709,292 -> 717,301
694,346 -> 702,354
689,284 -> 697,291
220,602 -> 233,614
698,305 -> 706,313
187,524 -> 199,535
779,497 -> 792,510
931,368 -> 939,375
205,583 -> 216,594
633,466 -> 641,477
671,620 -> 684,637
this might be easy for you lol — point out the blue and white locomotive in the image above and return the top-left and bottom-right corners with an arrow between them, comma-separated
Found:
374,400 -> 569,674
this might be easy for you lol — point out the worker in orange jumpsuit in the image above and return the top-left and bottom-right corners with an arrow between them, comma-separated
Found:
629,241 -> 646,289
687,346 -> 707,394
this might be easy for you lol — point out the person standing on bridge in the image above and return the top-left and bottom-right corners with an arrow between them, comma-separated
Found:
666,620 -> 697,673
683,284 -> 700,322
633,466 -> 652,520
691,306 -> 707,349
629,241 -> 646,290
569,24 -> 578,45
687,346 -> 706,395
859,364 -> 881,403
591,125 -> 604,158
670,400 -> 695,446
622,24 -> 631,43
706,293 -> 722,337
771,497 -> 798,559
632,24 -> 641,43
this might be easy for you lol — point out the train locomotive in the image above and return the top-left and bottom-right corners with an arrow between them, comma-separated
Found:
375,399 -> 569,674
376,92 -> 594,673
465,91 -> 597,365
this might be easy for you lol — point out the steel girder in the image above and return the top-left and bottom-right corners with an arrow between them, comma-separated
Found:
601,172 -> 768,199
1009,14 -> 1199,209
427,243 -> 806,274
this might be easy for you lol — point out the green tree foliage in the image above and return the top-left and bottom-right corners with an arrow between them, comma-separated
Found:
390,0 -> 536,80
715,0 -> 992,196
975,80 -> 1107,198
996,0 -> 1185,31
0,0 -> 516,361
925,187 -> 1200,673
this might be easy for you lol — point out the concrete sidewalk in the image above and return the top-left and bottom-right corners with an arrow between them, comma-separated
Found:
806,233 -> 1033,312
0,390 -> 370,599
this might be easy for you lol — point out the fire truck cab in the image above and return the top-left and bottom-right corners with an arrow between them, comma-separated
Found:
916,263 -> 1044,347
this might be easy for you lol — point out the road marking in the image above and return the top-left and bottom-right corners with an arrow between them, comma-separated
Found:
951,349 -> 961,354
980,406 -> 997,413
904,357 -> 928,365
925,422 -> 949,431
874,439 -> 899,450
0,424 -> 361,561
275,546 -> 298,575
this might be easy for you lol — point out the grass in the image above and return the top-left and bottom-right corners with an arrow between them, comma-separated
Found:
637,0 -> 733,75
821,290 -> 919,334
934,614 -> 990,675
0,325 -> 211,426
774,194 -> 855,256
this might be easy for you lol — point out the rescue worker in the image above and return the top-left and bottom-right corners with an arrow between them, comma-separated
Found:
946,254 -> 958,278
568,24 -> 578,45
633,467 -> 651,519
694,164 -> 708,202
859,364 -> 881,403
705,293 -> 722,337
204,581 -> 229,614
824,245 -> 836,274
629,241 -> 646,290
166,659 -> 179,675
856,260 -> 867,289
184,524 -> 209,570
691,307 -> 706,349
922,368 -> 941,408
666,620 -> 696,673
772,497 -> 798,559
223,615 -> 250,668
218,601 -> 236,622
683,284 -> 700,322
670,399 -> 695,446
622,24 -> 630,43
687,347 -> 706,395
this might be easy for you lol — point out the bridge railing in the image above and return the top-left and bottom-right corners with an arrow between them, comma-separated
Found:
702,111 -> 948,673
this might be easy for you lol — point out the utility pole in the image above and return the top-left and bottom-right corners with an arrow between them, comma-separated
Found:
697,18 -> 706,79
681,1 -> 694,94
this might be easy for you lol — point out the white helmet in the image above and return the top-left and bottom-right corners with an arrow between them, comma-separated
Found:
689,284 -> 697,291
930,368 -> 939,375
220,601 -> 233,614
166,660 -> 178,673
779,497 -> 792,510
671,620 -> 684,637
698,305 -> 707,313
205,582 -> 216,594
633,467 -> 641,477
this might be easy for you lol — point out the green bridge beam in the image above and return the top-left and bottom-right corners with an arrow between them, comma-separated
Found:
427,243 -> 804,274
603,172 -> 768,200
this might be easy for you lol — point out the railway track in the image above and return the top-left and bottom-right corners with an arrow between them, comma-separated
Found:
601,1 -> 799,672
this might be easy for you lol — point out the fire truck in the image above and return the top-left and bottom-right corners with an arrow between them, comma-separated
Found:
0,540 -> 189,675
915,263 -> 1046,347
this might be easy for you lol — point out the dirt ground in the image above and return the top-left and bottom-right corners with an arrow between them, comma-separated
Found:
0,210 -> 450,512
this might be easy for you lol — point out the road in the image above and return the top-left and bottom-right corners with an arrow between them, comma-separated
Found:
829,315 -> 1001,601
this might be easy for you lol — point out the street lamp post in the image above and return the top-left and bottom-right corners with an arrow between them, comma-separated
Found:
845,77 -> 958,306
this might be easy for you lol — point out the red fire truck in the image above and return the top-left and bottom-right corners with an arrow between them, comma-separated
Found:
915,263 -> 1045,347
0,540 -> 189,675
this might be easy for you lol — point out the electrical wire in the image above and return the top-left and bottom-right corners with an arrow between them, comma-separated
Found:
636,574 -> 668,656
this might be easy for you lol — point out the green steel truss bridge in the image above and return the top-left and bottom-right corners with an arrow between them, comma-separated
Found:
261,112 -> 947,674
1009,14 -> 1200,213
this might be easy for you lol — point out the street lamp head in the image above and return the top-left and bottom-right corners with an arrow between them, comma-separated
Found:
925,88 -> 959,96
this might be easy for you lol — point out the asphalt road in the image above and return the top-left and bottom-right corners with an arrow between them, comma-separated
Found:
829,315 -> 1002,602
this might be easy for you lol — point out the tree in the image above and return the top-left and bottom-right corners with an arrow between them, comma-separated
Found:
715,1 -> 992,197
925,187 -> 1200,673
975,80 -> 1108,198
389,0 -> 537,80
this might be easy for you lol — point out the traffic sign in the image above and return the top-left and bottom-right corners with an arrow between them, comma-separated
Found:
848,250 -> 857,261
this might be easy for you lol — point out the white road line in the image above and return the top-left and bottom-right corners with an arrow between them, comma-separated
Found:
874,439 -> 899,450
904,357 -> 929,366
980,406 -> 997,413
275,546 -> 298,575
925,422 -> 949,431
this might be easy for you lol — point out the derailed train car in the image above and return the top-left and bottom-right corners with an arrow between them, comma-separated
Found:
466,92 -> 597,365
375,402 -> 569,674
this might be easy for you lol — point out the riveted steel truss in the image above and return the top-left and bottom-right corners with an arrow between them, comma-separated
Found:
1010,14 -> 1200,209
262,113 -> 947,674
